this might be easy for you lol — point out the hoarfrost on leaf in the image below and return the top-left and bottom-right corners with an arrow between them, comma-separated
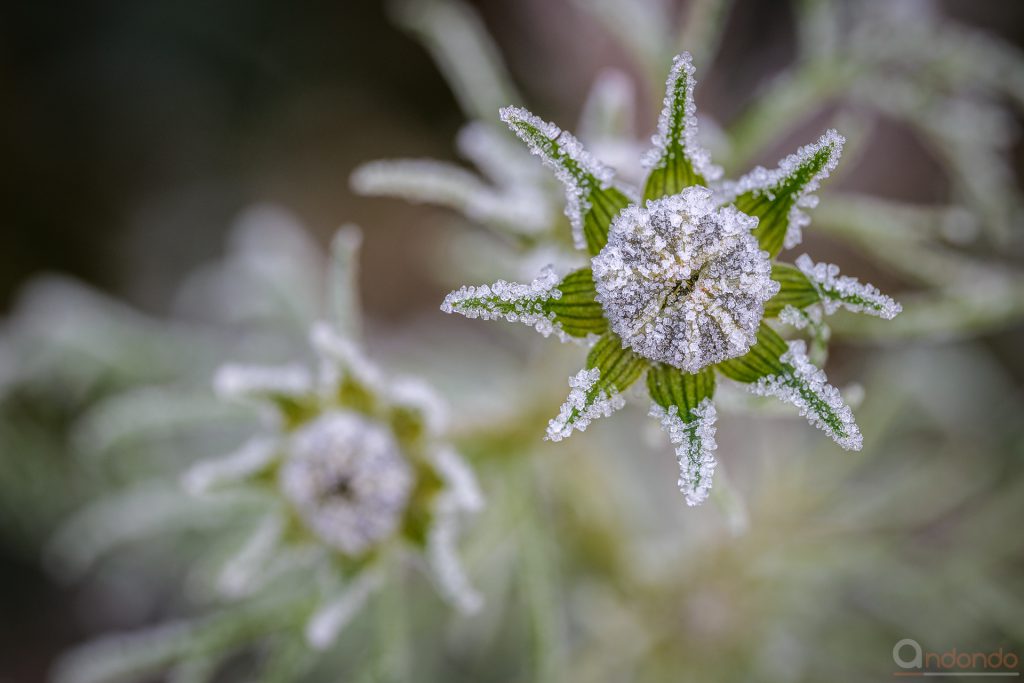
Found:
440,267 -> 568,340
650,398 -> 718,506
748,340 -> 863,451
592,187 -> 778,372
794,254 -> 902,319
546,367 -> 626,442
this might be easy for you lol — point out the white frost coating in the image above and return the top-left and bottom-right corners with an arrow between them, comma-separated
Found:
546,368 -> 625,441
722,129 -> 845,249
280,412 -> 413,556
794,254 -> 902,319
500,105 -> 629,250
440,266 -> 573,341
427,493 -> 483,614
592,187 -> 778,371
216,513 -> 284,598
213,363 -> 312,400
181,437 -> 280,495
350,159 -> 549,234
642,52 -> 722,182
778,304 -> 812,329
305,570 -> 384,650
650,399 -> 718,506
748,340 -> 863,451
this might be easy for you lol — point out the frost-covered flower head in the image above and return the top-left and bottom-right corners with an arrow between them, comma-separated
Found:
441,52 -> 901,506
592,187 -> 777,371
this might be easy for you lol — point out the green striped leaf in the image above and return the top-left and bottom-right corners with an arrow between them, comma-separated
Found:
763,262 -> 821,318
715,322 -> 788,383
440,267 -> 606,340
716,323 -> 862,450
544,268 -> 608,338
547,333 -> 647,441
646,364 -> 718,505
646,364 -> 716,418
732,129 -> 844,257
500,106 -> 631,255
642,52 -> 719,202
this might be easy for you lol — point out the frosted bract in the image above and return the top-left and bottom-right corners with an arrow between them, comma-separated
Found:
214,363 -> 312,400
500,106 -> 629,250
546,368 -> 626,441
795,254 -> 903,319
749,340 -> 863,451
725,129 -> 845,251
440,267 -> 567,339
651,399 -> 718,506
280,412 -> 413,556
642,52 -> 722,186
592,187 -> 778,371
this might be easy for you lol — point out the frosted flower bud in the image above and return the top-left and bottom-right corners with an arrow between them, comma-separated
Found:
280,412 -> 413,556
591,187 -> 778,372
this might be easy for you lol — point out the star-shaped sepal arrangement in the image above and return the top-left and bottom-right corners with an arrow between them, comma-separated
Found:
442,53 -> 901,505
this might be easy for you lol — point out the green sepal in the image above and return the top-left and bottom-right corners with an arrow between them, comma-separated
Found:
642,53 -> 708,202
715,322 -> 788,383
500,106 -> 631,255
585,333 -> 648,399
646,363 -> 716,419
763,262 -> 821,317
544,268 -> 608,337
734,130 -> 844,257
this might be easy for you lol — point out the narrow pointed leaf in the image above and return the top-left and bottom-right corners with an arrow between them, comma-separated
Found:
730,129 -> 845,257
578,69 -> 636,144
763,262 -> 821,317
647,364 -> 718,505
547,333 -> 647,441
642,52 -> 721,202
440,267 -> 606,340
718,323 -> 862,450
794,254 -> 902,319
500,106 -> 632,255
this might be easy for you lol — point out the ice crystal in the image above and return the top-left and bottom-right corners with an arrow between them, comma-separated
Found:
722,129 -> 845,250
650,398 -> 718,506
642,52 -> 722,183
592,187 -> 778,371
795,254 -> 903,319
440,266 -> 568,340
500,106 -> 629,250
748,340 -> 863,451
280,412 -> 414,556
547,368 -> 626,442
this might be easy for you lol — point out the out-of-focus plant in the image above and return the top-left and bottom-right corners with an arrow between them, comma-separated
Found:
47,226 -> 484,683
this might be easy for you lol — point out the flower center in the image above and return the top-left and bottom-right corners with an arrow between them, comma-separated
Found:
591,187 -> 778,372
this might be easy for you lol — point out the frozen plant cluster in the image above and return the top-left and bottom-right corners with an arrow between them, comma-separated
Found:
592,187 -> 778,372
439,50 -> 898,504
